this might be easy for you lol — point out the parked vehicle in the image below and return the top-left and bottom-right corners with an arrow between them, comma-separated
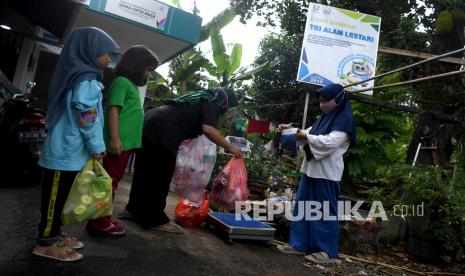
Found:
0,81 -> 46,185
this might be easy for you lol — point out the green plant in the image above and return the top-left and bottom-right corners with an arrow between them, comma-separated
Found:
372,164 -> 465,258
211,137 -> 302,187
344,80 -> 414,182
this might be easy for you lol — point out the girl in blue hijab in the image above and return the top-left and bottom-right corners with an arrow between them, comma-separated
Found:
34,27 -> 119,262
277,83 -> 355,264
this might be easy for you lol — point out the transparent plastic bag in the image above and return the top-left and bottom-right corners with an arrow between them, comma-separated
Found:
61,159 -> 113,225
175,190 -> 209,228
170,135 -> 216,206
211,157 -> 249,209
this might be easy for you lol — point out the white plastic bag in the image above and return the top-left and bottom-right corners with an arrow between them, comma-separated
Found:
170,135 -> 216,206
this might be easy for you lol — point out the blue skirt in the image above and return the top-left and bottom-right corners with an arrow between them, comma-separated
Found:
289,175 -> 340,258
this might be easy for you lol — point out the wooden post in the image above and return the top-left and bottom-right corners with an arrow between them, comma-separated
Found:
345,47 -> 465,89
378,46 -> 465,65
351,69 -> 465,94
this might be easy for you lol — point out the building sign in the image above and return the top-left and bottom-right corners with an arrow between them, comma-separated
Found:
297,3 -> 381,93
105,0 -> 169,31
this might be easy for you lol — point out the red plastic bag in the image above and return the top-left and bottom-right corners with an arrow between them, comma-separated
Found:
175,190 -> 209,228
211,157 -> 249,209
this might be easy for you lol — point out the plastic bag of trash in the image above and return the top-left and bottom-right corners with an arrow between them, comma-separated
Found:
280,128 -> 298,157
175,190 -> 209,228
170,135 -> 216,206
61,159 -> 113,225
211,157 -> 249,209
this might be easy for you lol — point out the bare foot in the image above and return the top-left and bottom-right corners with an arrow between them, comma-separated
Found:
151,222 -> 184,234
59,233 -> 84,249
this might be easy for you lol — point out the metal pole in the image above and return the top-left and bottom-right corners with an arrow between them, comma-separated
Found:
344,47 -> 465,89
409,142 -> 422,178
412,143 -> 422,167
351,69 -> 465,94
302,91 -> 310,129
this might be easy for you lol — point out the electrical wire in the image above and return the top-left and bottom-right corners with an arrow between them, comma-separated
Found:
248,87 -> 299,94
244,100 -> 307,107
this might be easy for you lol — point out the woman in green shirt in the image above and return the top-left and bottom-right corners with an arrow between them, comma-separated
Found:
87,45 -> 160,236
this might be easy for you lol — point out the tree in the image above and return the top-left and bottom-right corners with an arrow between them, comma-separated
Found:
166,6 -> 277,93
166,6 -> 237,94
405,1 -> 465,170
230,0 -> 423,124
246,34 -> 320,125
164,0 -> 206,94
231,0 -> 416,37
229,1 -> 430,181
233,0 -> 465,170
230,0 -> 465,258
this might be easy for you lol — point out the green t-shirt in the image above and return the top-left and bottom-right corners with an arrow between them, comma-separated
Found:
104,76 -> 144,150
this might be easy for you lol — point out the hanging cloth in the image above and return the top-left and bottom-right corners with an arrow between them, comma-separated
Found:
234,118 -> 247,133
246,119 -> 270,134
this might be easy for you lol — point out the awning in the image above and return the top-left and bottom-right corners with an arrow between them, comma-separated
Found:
2,0 -> 88,38
4,0 -> 202,63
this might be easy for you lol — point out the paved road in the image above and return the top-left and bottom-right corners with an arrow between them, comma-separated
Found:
0,175 -> 319,276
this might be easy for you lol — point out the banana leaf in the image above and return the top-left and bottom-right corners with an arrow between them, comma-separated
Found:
226,43 -> 242,77
199,7 -> 236,42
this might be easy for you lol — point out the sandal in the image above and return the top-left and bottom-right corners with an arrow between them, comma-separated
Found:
118,209 -> 135,220
112,219 -> 125,230
87,220 -> 126,237
59,233 -> 84,249
151,222 -> 184,234
32,242 -> 83,262
304,251 -> 341,264
277,244 -> 304,255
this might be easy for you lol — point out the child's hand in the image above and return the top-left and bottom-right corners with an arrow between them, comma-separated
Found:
92,152 -> 106,160
109,139 -> 123,155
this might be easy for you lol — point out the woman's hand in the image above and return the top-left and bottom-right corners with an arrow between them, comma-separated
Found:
202,124 -> 243,158
228,146 -> 243,158
108,138 -> 123,155
278,123 -> 293,132
296,129 -> 308,141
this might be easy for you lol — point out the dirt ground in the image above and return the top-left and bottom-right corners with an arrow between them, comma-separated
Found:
0,175 -> 320,276
1,174 -> 461,275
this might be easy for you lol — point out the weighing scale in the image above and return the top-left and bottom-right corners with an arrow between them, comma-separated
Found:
206,212 -> 276,244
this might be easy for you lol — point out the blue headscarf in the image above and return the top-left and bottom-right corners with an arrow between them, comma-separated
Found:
46,27 -> 119,128
309,83 -> 356,144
